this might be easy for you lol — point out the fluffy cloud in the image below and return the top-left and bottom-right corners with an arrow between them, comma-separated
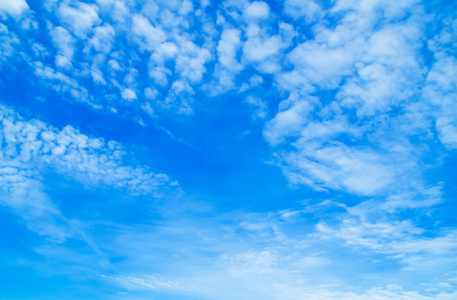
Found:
423,17 -> 457,149
0,23 -> 19,61
49,26 -> 75,59
174,40 -> 211,83
244,1 -> 270,20
263,0 -> 449,200
58,2 -> 101,38
0,104 -> 173,195
131,14 -> 166,52
122,88 -> 137,101
207,28 -> 243,94
0,0 -> 29,18
0,104 -> 177,241
85,24 -> 115,54
284,0 -> 322,23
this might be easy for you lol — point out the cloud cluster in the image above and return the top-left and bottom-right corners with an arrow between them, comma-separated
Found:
263,0 -> 456,199
0,104 -> 176,240
89,204 -> 457,300
3,0 -> 446,199
0,0 -> 292,118
0,0 -> 29,18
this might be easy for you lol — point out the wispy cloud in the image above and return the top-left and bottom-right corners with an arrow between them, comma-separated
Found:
0,103 -> 178,242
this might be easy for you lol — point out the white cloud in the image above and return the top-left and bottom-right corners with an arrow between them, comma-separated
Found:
49,26 -> 75,60
263,0 -> 440,200
0,0 -> 29,18
0,104 -> 177,241
55,54 -> 72,70
121,88 -> 137,101
283,143 -> 397,195
144,87 -> 158,100
131,14 -> 166,51
149,64 -> 171,87
175,40 -> 211,83
223,250 -> 277,275
244,1 -> 270,20
34,61 -> 78,90
178,0 -> 193,16
123,67 -> 138,86
435,116 -> 457,149
423,21 -> 457,149
148,42 -> 178,87
286,41 -> 356,89
20,14 -> 38,30
109,274 -> 181,291
108,59 -> 122,72
96,205 -> 457,300
33,61 -> 98,107
336,19 -> 424,115
96,0 -> 130,24
316,203 -> 457,273
58,2 -> 101,38
239,74 -> 264,92
162,80 -> 194,114
241,22 -> 287,74
217,28 -> 242,71
151,42 -> 178,65
246,96 -> 267,119
332,0 -> 422,21
2,1 -> 457,298
284,0 -> 322,23
0,24 -> 19,60
206,28 -> 243,95
243,34 -> 282,62
90,54 -> 106,84
85,24 -> 115,54
264,93 -> 317,146
0,108 -> 180,275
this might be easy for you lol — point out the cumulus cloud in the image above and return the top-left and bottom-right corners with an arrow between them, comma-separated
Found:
242,23 -> 286,73
85,24 -> 115,54
282,143 -> 397,195
55,54 -> 72,69
0,0 -> 29,18
49,26 -> 75,59
174,40 -> 211,83
0,23 -> 19,61
206,28 -> 243,94
217,28 -> 242,71
121,88 -> 137,101
284,0 -> 322,23
264,93 -> 318,145
131,14 -> 166,51
244,1 -> 270,20
423,18 -> 457,149
0,104 -> 173,195
0,102 -> 182,247
58,2 -> 101,38
262,0 -> 446,201
245,96 -> 267,119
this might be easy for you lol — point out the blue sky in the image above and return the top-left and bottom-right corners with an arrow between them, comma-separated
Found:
1,0 -> 457,299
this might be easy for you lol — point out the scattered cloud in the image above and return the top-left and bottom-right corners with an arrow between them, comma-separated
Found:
0,0 -> 29,18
